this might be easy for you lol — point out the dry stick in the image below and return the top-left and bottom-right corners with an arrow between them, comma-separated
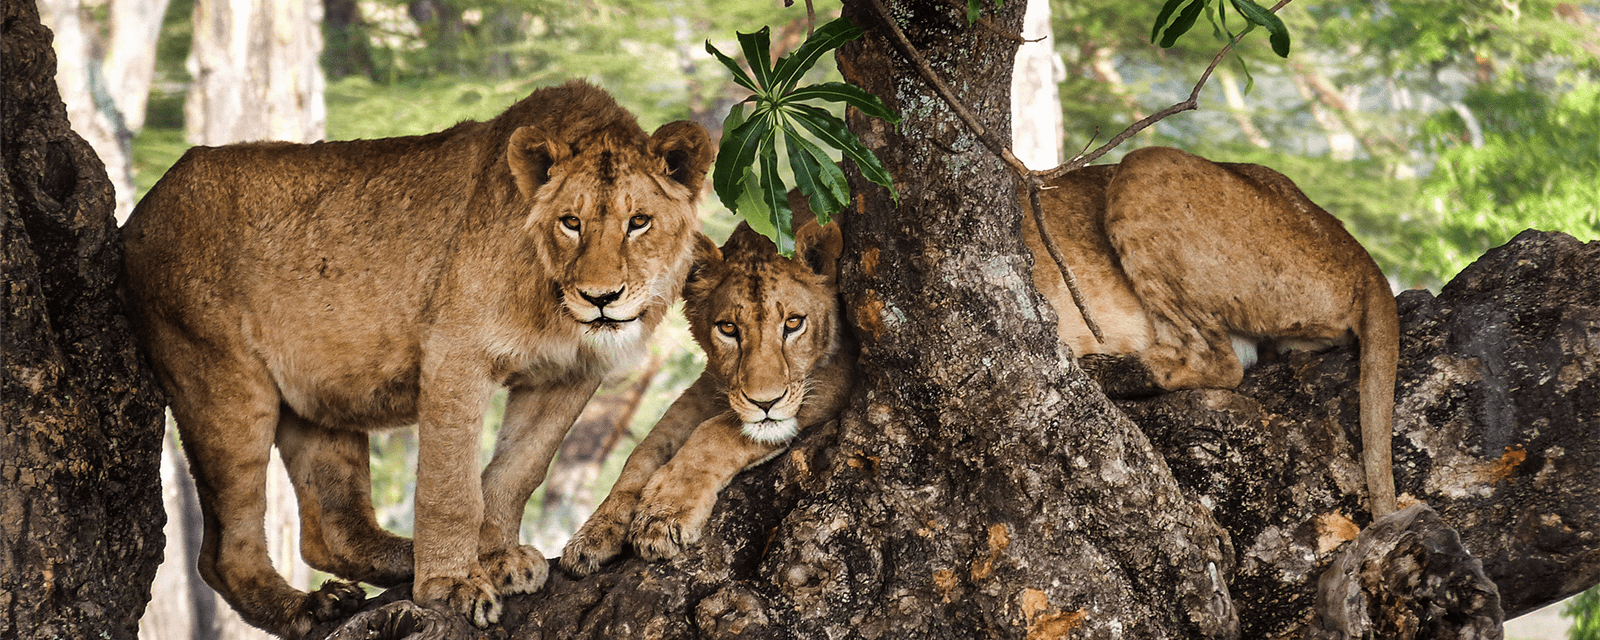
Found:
866,0 -> 1107,343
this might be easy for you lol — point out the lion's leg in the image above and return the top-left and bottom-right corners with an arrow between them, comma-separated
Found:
474,377 -> 601,597
276,414 -> 413,587
561,374 -> 726,575
1137,311 -> 1246,392
631,411 -> 779,561
171,373 -> 364,638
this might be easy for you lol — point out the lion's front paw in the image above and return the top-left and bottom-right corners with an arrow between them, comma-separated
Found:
415,573 -> 501,628
308,579 -> 368,622
629,496 -> 715,561
480,545 -> 548,595
561,513 -> 630,576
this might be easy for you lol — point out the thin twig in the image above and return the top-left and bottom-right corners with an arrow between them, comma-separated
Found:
805,0 -> 816,38
1040,0 -> 1295,180
867,0 -> 1106,342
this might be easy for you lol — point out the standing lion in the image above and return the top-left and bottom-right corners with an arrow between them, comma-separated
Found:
122,81 -> 715,637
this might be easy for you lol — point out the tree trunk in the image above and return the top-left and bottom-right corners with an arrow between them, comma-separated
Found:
1010,0 -> 1064,170
185,0 -> 326,144
105,0 -> 176,133
1,2 -> 169,638
35,0 -> 140,222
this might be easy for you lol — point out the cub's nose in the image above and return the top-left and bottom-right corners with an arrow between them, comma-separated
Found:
579,288 -> 623,309
745,390 -> 786,412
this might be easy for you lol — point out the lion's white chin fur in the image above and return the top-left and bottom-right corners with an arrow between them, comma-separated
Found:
582,320 -> 645,368
741,418 -> 799,444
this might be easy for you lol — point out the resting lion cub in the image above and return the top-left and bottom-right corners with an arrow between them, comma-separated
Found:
122,81 -> 714,636
1025,146 -> 1399,517
560,218 -> 854,574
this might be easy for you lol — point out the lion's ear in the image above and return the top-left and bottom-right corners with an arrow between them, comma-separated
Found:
794,220 -> 843,280
649,121 -> 714,192
507,126 -> 567,198
684,232 -> 724,299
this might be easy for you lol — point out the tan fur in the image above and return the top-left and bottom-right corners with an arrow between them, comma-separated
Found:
121,81 -> 715,637
1024,146 -> 1399,517
560,216 -> 854,574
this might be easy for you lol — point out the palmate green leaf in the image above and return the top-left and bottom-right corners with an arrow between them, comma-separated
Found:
785,82 -> 902,126
788,103 -> 897,202
705,41 -> 761,94
771,18 -> 865,95
756,136 -> 795,255
968,0 -> 981,24
1158,0 -> 1209,48
1229,0 -> 1290,57
737,27 -> 775,91
783,129 -> 848,225
712,106 -> 774,212
735,165 -> 775,238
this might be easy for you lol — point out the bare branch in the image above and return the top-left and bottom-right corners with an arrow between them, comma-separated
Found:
1041,0 -> 1294,179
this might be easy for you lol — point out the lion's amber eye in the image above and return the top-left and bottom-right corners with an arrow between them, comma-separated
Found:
628,214 -> 651,231
716,321 -> 739,338
560,216 -> 581,232
783,316 -> 805,334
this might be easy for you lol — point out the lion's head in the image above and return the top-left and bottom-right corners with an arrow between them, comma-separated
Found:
507,117 -> 715,349
683,217 -> 847,444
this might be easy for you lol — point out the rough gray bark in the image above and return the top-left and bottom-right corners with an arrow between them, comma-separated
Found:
1,2 -> 170,637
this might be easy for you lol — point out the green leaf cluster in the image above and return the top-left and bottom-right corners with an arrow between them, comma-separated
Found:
708,18 -> 900,255
1150,0 -> 1290,57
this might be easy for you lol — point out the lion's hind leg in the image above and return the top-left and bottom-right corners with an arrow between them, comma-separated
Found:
276,414 -> 413,588
1136,310 -> 1247,392
172,370 -> 363,637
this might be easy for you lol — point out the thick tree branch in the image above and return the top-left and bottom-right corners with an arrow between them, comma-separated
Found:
311,231 -> 1600,640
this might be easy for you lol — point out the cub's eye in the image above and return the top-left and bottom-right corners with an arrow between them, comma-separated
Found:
628,214 -> 651,231
559,216 -> 581,232
715,321 -> 739,338
783,316 -> 806,334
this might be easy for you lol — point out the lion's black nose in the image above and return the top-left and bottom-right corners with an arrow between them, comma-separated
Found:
746,391 -> 785,412
580,288 -> 623,308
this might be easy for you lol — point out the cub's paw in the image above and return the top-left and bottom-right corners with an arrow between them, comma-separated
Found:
480,545 -> 548,595
307,579 -> 367,622
629,497 -> 715,561
560,513 -> 629,576
415,572 -> 501,628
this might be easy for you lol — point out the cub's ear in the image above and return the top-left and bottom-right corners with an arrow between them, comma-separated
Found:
794,220 -> 843,280
684,232 -> 724,298
508,126 -> 567,198
649,121 -> 714,192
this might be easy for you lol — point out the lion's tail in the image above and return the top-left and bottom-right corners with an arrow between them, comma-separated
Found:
1357,275 -> 1400,517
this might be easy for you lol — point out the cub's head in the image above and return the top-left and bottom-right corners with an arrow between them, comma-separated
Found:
508,118 -> 714,346
684,219 -> 846,444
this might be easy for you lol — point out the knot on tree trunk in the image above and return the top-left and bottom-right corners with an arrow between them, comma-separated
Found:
1307,504 -> 1503,640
